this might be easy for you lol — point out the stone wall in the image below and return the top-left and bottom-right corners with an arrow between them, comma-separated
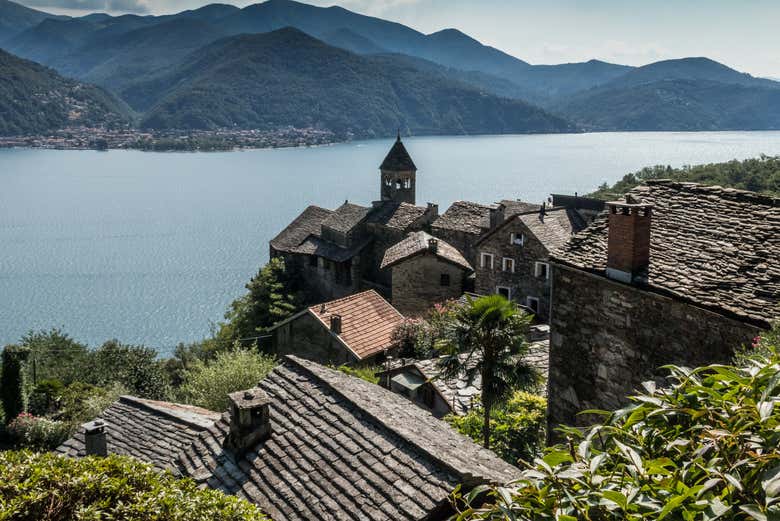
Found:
431,228 -> 482,268
547,264 -> 762,433
274,251 -> 361,304
390,253 -> 466,316
474,219 -> 553,321
271,312 -> 356,365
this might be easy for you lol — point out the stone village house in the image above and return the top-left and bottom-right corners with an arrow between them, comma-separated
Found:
546,180 -> 780,432
58,356 -> 519,520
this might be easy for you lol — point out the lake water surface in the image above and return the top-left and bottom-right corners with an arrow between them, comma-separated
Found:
2,131 -> 780,352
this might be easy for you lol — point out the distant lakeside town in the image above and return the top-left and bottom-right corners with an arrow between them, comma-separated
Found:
0,126 -> 339,152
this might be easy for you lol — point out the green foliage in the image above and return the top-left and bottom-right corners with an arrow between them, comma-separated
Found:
438,295 -> 538,449
335,364 -> 381,384
590,155 -> 780,200
178,348 -> 276,412
1,345 -> 30,424
0,450 -> 269,520
218,257 -> 301,344
19,328 -> 89,386
27,379 -> 65,417
392,301 -> 460,359
84,340 -> 171,400
452,329 -> 780,520
446,391 -> 546,465
734,323 -> 780,366
6,413 -> 71,451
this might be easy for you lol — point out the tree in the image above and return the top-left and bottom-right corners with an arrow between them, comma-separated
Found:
84,340 -> 171,400
1,345 -> 30,424
438,295 -> 537,449
218,257 -> 301,345
20,328 -> 89,386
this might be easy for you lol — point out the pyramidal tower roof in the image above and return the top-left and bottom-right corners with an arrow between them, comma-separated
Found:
380,133 -> 417,171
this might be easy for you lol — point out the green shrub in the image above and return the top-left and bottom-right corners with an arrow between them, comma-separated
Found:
6,413 -> 71,451
85,340 -> 171,400
178,348 -> 276,412
335,364 -> 381,384
1,345 -> 30,424
0,450 -> 269,520
20,329 -> 89,385
452,333 -> 780,520
446,392 -> 546,465
28,379 -> 65,417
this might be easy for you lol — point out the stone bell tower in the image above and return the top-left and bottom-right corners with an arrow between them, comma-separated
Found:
379,132 -> 417,205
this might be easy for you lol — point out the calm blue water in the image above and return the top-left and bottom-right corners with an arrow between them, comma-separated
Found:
2,131 -> 779,353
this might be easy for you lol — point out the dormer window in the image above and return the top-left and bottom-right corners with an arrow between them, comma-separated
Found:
510,233 -> 525,246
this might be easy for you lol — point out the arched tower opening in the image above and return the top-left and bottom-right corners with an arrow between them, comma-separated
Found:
379,133 -> 417,205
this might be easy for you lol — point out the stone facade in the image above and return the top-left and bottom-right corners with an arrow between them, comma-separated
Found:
547,264 -> 762,432
474,218 -> 553,320
271,311 -> 356,365
390,253 -> 469,316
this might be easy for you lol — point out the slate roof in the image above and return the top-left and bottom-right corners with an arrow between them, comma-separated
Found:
381,231 -> 473,271
499,199 -> 541,215
553,180 -> 780,328
322,202 -> 371,234
294,235 -> 372,263
367,202 -> 429,231
380,135 -> 417,171
476,207 -> 586,254
309,290 -> 406,359
55,396 -> 219,472
379,340 -> 550,415
270,205 -> 333,252
178,356 -> 519,520
431,201 -> 492,235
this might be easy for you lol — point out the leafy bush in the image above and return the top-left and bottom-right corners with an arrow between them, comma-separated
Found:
6,413 -> 71,451
336,364 -> 381,384
446,392 -> 546,465
84,340 -> 171,400
452,333 -> 780,520
27,379 -> 65,417
0,450 -> 269,520
178,348 -> 276,412
20,328 -> 89,385
1,345 -> 30,424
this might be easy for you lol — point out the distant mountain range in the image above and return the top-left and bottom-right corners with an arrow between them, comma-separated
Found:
0,0 -> 778,136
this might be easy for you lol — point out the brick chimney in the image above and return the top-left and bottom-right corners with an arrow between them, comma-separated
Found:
226,388 -> 271,454
83,419 -> 108,456
427,238 -> 439,254
606,198 -> 653,284
330,314 -> 342,334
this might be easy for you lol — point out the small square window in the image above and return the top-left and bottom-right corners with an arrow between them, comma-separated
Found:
535,262 -> 549,279
527,296 -> 540,315
497,286 -> 511,299
480,253 -> 494,269
510,233 -> 525,246
440,273 -> 451,286
502,257 -> 515,273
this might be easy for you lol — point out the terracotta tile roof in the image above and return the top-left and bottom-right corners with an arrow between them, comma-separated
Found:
321,202 -> 371,234
178,356 -> 519,520
380,135 -> 417,171
310,290 -> 406,359
431,200 -> 492,235
270,205 -> 332,252
553,180 -> 780,327
380,231 -> 473,271
367,201 -> 429,231
56,396 -> 219,472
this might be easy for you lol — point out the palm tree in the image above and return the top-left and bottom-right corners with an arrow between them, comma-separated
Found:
437,294 -> 537,449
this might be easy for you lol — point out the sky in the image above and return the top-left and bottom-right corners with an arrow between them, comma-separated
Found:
17,0 -> 780,78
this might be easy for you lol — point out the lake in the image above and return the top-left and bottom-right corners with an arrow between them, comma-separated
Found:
2,131 -> 779,353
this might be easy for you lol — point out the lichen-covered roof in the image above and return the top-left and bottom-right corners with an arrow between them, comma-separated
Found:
367,201 -> 429,231
380,135 -> 417,171
56,396 -> 219,472
293,235 -> 371,263
381,231 -> 473,271
270,205 -> 333,252
178,356 -> 519,520
310,290 -> 406,359
321,202 -> 371,234
431,201 -> 492,235
499,199 -> 541,215
553,180 -> 780,327
475,207 -> 585,253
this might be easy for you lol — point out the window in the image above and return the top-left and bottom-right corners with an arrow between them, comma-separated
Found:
510,232 -> 525,246
534,262 -> 549,279
403,177 -> 412,189
502,257 -> 515,273
440,273 -> 451,287
527,296 -> 540,315
480,252 -> 494,269
384,176 -> 392,187
309,255 -> 318,267
497,286 -> 511,299
395,179 -> 402,189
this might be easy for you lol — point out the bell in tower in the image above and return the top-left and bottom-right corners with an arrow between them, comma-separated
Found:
379,132 -> 417,205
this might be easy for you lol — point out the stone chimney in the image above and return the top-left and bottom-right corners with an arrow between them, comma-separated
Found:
226,388 -> 271,454
83,419 -> 108,456
489,203 -> 505,229
606,198 -> 653,284
330,314 -> 342,334
426,202 -> 439,217
427,238 -> 439,254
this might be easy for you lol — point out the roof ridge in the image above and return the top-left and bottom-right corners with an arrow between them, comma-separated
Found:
641,180 -> 779,207
308,289 -> 383,311
118,396 -> 218,430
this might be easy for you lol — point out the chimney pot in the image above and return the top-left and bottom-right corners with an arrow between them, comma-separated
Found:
83,419 -> 108,457
330,314 -> 342,334
605,199 -> 653,284
489,204 -> 505,229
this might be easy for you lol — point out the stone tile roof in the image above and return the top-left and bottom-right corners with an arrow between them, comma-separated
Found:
310,290 -> 406,359
475,207 -> 585,254
431,201 -> 492,235
380,135 -> 417,171
294,235 -> 371,263
321,202 -> 371,234
380,231 -> 473,271
367,201 -> 429,231
500,199 -> 541,215
178,356 -> 519,520
270,205 -> 333,252
56,396 -> 219,472
553,180 -> 780,327
380,340 -> 550,415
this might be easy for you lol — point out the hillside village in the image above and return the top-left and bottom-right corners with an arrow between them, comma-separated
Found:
33,136 -> 780,519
